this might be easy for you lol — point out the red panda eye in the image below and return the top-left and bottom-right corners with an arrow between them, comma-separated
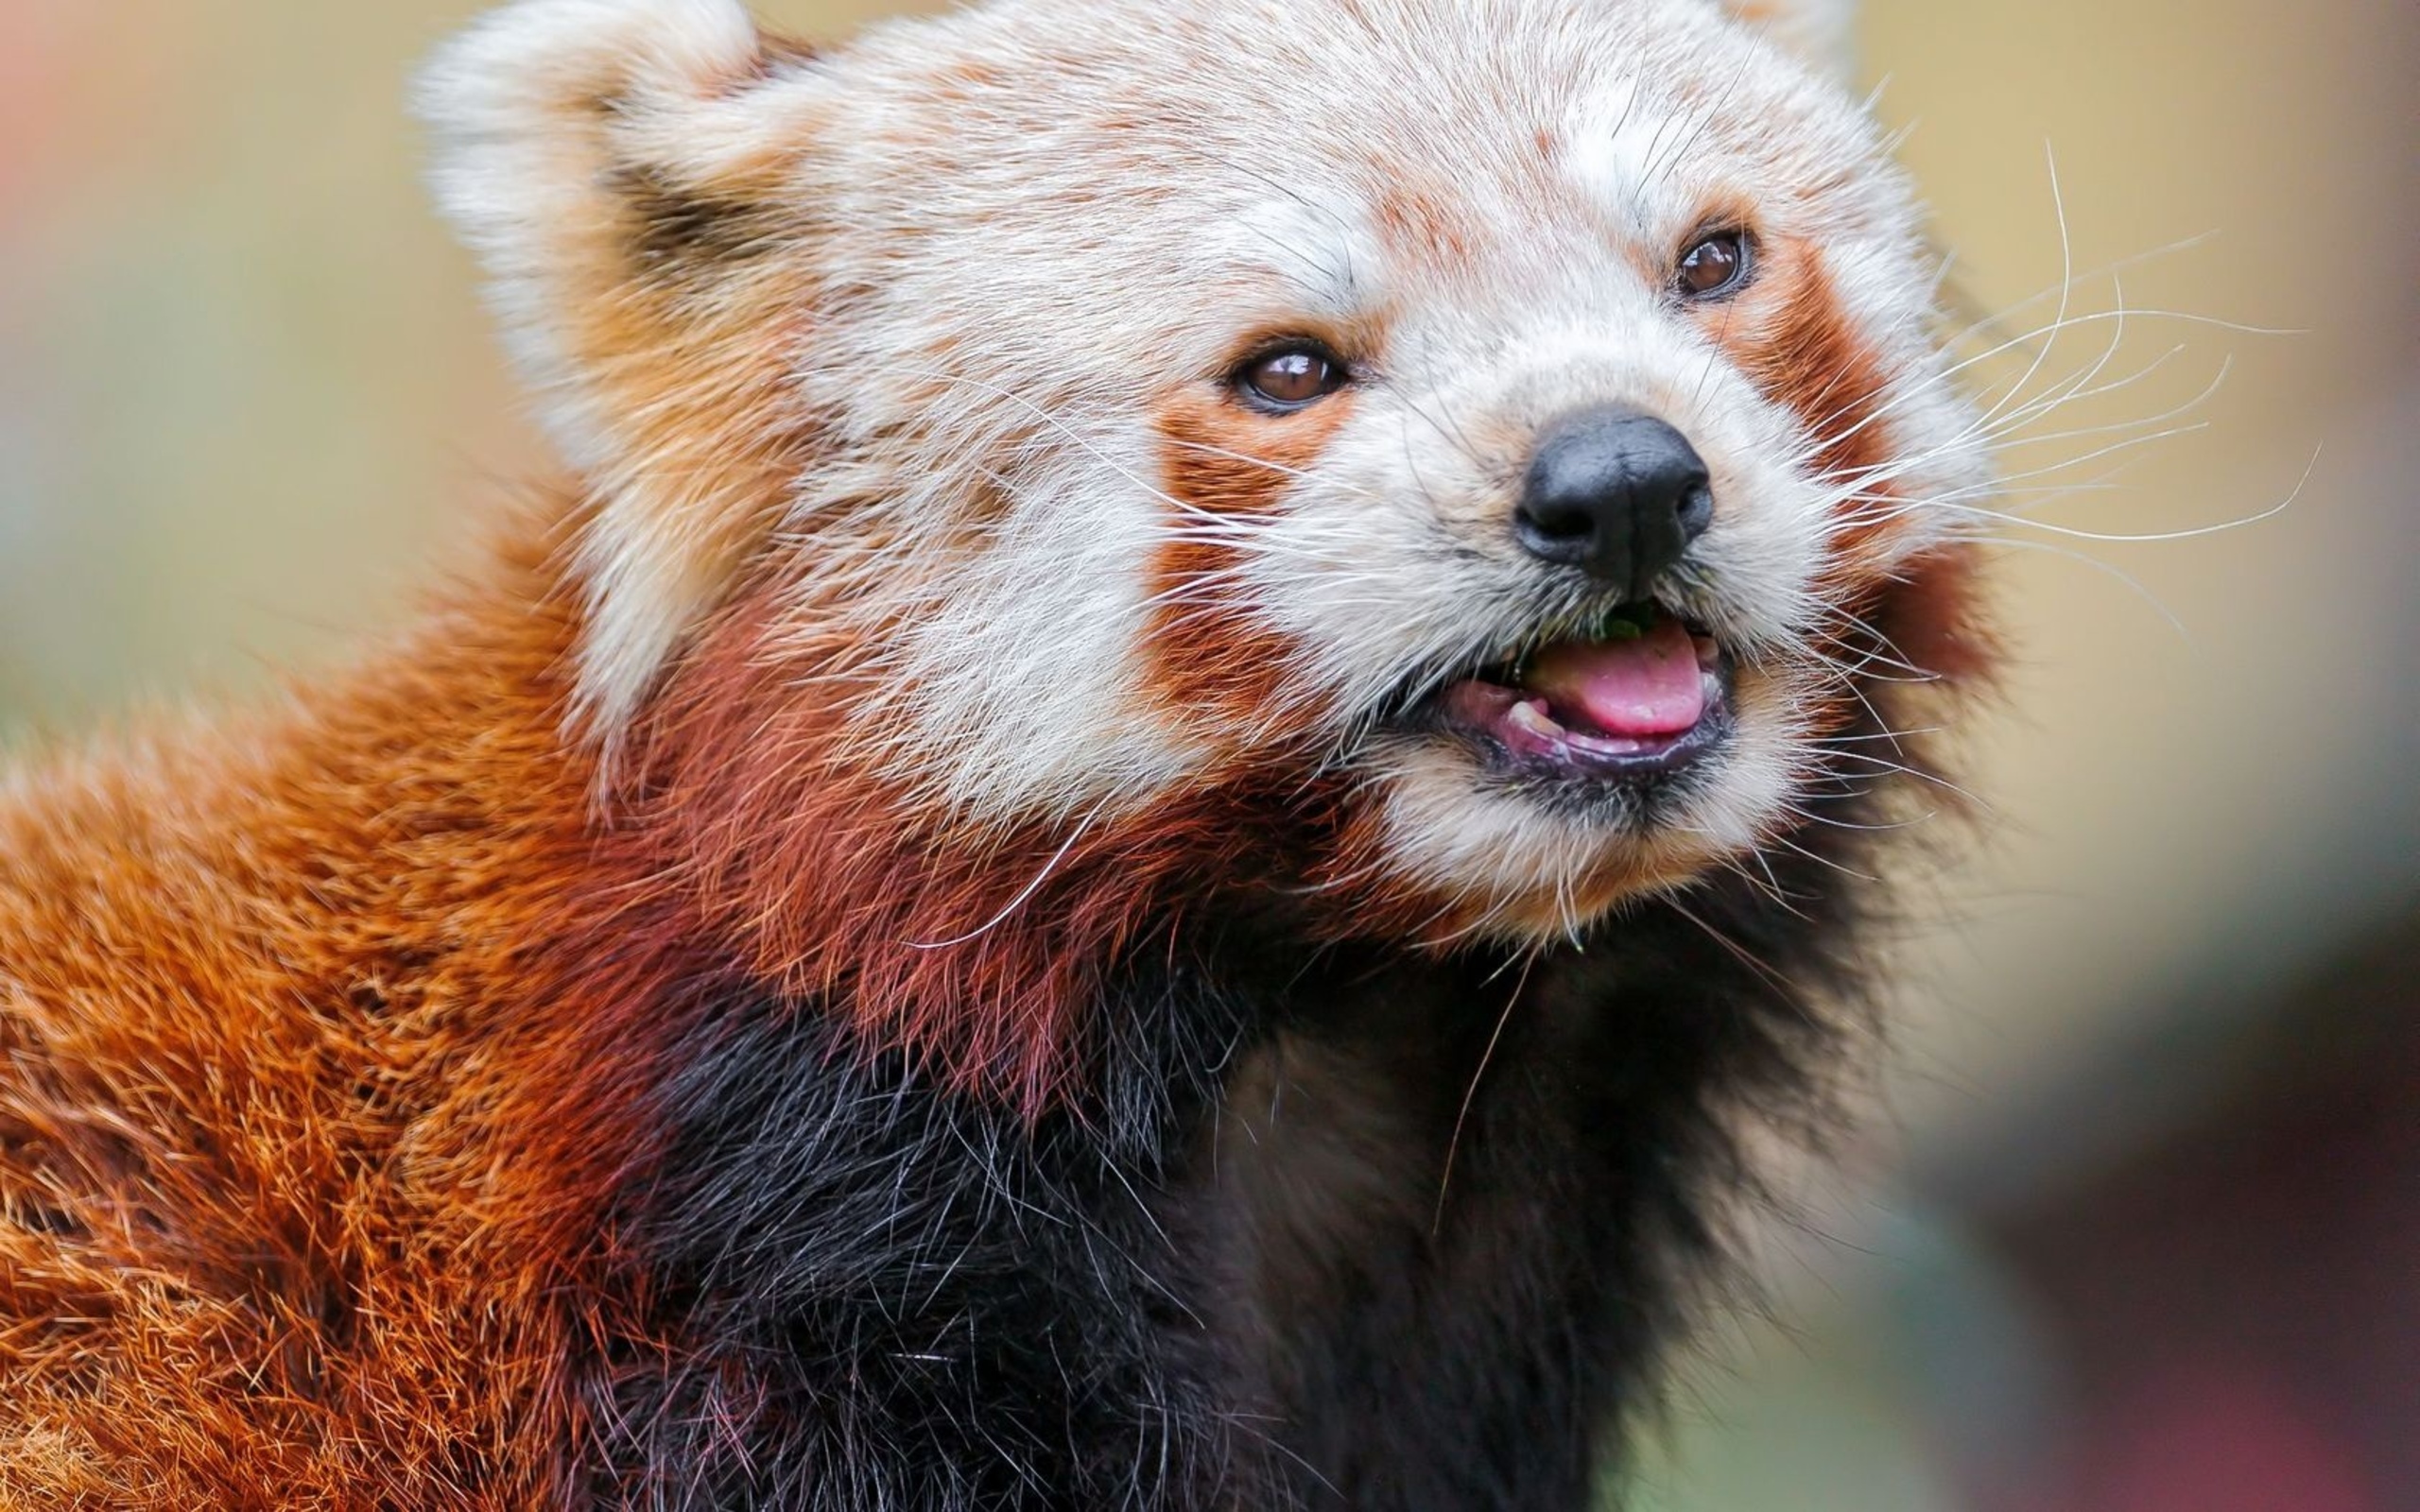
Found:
1676,232 -> 1752,301
1237,347 -> 1346,411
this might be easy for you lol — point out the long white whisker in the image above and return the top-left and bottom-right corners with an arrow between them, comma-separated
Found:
904,800 -> 1109,951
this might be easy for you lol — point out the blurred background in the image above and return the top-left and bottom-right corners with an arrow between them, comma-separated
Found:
1,2 -> 2411,1506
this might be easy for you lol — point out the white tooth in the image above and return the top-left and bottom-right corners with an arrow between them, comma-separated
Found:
1508,699 -> 1564,737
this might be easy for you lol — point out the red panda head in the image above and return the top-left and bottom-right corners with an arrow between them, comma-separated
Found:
422,0 -> 1988,1091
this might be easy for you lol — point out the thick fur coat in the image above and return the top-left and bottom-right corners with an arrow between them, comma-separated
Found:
0,0 -> 1993,1505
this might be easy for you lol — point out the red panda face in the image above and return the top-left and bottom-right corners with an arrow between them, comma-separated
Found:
426,0 -> 1989,950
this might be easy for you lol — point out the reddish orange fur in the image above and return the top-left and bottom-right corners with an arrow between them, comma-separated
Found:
1716,240 -> 1897,547
0,495 -> 1187,1501
1140,389 -> 1353,747
0,505 -> 662,1501
1143,534 -> 1311,739
1153,388 -> 1348,520
1865,541 -> 1998,688
1,495 -> 1178,1496
629,546 -> 1379,1109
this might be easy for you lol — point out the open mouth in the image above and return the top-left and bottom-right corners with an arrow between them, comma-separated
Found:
1414,606 -> 1734,787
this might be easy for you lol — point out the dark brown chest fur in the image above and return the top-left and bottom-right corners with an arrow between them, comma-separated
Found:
596,867 -> 1855,1512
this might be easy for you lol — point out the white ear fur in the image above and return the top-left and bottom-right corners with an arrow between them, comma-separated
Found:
1720,0 -> 1859,81
420,0 -> 830,741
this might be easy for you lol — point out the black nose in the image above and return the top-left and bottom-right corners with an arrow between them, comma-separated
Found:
1513,405 -> 1714,599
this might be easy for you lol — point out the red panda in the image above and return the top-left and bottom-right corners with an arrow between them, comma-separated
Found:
0,0 -> 1994,1505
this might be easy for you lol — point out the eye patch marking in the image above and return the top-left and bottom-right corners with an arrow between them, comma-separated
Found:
1140,536 -> 1303,738
1713,243 -> 1889,482
1135,387 -> 1354,747
1154,384 -> 1353,517
1710,241 -> 1910,572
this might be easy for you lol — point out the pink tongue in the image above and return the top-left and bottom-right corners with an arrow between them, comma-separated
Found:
1522,617 -> 1706,737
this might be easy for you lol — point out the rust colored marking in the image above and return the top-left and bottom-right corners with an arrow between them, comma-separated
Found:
1720,243 -> 1893,489
1141,536 -> 1304,738
1374,184 -> 1482,269
1153,384 -> 1351,518
0,505 -> 683,1498
1711,240 -> 1914,578
1862,541 -> 1999,689
1139,386 -> 1349,742
636,569 -> 1301,1111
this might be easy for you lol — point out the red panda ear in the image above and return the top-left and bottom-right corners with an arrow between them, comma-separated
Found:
419,0 -> 834,745
1720,0 -> 1859,81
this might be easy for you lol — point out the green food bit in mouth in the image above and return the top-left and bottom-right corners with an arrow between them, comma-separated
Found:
1503,605 -> 1667,681
1591,604 -> 1659,643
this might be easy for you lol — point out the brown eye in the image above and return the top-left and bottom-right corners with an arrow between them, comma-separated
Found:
1237,347 -> 1347,411
1675,231 -> 1752,301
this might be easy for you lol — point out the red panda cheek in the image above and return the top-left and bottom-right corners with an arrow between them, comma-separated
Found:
1865,540 -> 2000,688
1137,388 -> 1355,750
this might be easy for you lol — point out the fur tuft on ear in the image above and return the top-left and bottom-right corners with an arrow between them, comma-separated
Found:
419,0 -> 829,744
1720,0 -> 1859,81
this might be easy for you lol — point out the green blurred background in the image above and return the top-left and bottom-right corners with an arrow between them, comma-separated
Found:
1,3 -> 2412,1506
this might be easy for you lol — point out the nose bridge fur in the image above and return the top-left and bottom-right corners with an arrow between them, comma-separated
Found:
1370,272 -> 1740,540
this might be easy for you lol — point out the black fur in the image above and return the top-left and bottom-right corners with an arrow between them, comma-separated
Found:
579,758 -> 1885,1511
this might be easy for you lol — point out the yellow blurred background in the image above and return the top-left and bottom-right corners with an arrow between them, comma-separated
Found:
1,2 -> 2412,1506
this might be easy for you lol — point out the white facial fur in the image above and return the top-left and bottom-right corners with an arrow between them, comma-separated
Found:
424,0 -> 1991,940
